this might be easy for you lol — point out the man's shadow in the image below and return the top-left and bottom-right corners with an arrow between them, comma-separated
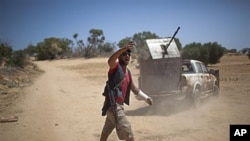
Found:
126,95 -> 194,116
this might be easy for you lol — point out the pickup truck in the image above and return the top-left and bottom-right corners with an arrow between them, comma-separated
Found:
178,59 -> 220,107
139,58 -> 219,107
138,38 -> 220,107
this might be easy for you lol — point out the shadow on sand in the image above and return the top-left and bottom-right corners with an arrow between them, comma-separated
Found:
126,94 -> 217,117
125,95 -> 194,117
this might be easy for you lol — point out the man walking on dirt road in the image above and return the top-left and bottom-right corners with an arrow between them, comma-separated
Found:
100,41 -> 153,141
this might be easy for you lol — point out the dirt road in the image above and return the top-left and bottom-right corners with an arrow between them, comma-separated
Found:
1,56 -> 250,141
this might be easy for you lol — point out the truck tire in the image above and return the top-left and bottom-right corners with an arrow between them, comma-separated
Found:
213,85 -> 220,98
193,88 -> 201,108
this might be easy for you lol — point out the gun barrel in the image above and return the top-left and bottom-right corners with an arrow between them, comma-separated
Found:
162,27 -> 180,58
167,26 -> 180,47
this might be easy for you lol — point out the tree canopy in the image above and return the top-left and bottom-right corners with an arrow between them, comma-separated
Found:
181,42 -> 225,65
2,27 -> 241,65
117,31 -> 160,61
35,37 -> 72,60
0,40 -> 26,68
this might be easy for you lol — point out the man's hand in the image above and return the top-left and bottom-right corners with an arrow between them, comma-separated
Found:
146,97 -> 153,105
125,41 -> 136,50
135,90 -> 153,106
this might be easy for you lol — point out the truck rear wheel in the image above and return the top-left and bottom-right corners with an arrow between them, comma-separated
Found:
213,85 -> 220,98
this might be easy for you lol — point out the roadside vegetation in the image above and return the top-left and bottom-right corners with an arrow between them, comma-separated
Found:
1,28 -> 249,70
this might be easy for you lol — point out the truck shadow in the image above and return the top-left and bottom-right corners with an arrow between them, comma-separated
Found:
125,95 -> 194,116
126,94 -> 217,116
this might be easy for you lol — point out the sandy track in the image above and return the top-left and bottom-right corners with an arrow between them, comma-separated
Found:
1,56 -> 250,141
0,59 -> 105,141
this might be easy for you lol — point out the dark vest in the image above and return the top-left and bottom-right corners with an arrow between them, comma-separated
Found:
105,64 -> 132,105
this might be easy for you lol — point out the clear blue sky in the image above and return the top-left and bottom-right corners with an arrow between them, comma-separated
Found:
0,0 -> 249,51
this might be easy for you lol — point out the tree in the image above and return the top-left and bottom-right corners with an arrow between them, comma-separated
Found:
73,33 -> 78,40
228,49 -> 237,53
0,40 -> 28,67
24,44 -> 37,56
86,29 -> 105,57
8,50 -> 26,68
99,42 -> 115,54
36,41 -> 50,60
205,42 -> 224,64
88,29 -> 105,46
181,42 -> 225,65
117,37 -> 133,48
118,31 -> 160,61
174,38 -> 182,51
181,42 -> 207,62
58,38 -> 73,58
73,33 -> 85,57
0,40 -> 12,65
35,37 -> 72,60
118,31 -> 182,61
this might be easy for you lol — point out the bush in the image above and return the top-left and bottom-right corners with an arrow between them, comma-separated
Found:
181,42 -> 225,65
7,50 -> 27,68
0,41 -> 12,65
0,40 -> 28,68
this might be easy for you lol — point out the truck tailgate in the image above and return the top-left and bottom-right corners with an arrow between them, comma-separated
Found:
139,57 -> 182,95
